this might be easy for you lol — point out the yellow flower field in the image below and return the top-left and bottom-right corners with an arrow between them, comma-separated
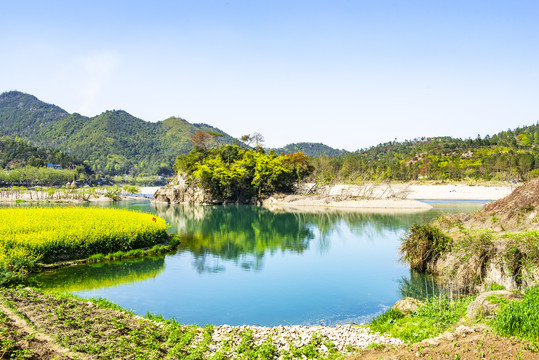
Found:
0,207 -> 168,274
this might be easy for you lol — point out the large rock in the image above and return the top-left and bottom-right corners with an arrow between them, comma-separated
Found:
152,175 -> 210,204
466,290 -> 521,320
392,297 -> 422,316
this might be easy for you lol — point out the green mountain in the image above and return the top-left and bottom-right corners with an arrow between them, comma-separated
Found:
0,91 -> 68,138
272,142 -> 347,157
0,91 -> 235,175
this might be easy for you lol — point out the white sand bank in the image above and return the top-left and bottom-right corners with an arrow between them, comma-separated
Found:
311,183 -> 513,201
264,195 -> 432,211
139,186 -> 161,195
264,183 -> 514,211
405,184 -> 513,200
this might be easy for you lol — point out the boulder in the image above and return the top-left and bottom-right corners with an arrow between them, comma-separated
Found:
466,290 -> 522,320
392,297 -> 422,316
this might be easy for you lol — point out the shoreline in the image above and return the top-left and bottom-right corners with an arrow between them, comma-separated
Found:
263,196 -> 433,211
260,183 -> 513,211
1,183 -> 514,208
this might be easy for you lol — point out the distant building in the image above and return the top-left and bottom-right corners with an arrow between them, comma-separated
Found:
47,164 -> 63,170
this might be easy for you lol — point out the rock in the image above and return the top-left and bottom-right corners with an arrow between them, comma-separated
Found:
466,290 -> 522,320
392,297 -> 422,316
454,325 -> 474,337
422,338 -> 440,346
152,175 -> 211,204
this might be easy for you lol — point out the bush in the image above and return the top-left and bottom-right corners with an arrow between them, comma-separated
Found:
399,224 -> 453,272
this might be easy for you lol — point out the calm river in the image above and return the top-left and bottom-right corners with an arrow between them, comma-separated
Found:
29,200 -> 484,326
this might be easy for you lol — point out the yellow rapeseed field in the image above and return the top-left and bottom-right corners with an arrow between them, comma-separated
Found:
0,207 -> 168,273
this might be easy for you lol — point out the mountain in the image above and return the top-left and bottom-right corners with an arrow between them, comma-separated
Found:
0,91 -> 235,175
272,142 -> 347,157
0,91 -> 68,138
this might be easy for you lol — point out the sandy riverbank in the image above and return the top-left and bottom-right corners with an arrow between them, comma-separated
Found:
318,183 -> 513,201
262,183 -> 514,211
263,195 -> 433,211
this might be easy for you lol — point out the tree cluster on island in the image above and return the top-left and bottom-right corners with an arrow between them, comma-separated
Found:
173,131 -> 313,202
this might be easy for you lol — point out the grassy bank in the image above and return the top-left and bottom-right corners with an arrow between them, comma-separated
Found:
0,207 -> 168,285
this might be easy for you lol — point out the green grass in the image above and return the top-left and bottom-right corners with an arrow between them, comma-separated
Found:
491,286 -> 539,342
369,295 -> 474,343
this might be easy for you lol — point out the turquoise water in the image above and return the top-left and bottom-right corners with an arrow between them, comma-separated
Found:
30,200 -> 485,326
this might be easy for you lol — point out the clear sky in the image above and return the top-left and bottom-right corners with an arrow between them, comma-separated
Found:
1,0 -> 538,151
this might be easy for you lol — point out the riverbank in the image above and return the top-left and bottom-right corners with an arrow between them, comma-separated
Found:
260,183 -> 513,211
263,195 -> 433,211
400,179 -> 539,292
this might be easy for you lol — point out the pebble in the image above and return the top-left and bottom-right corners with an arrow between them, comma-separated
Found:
207,323 -> 403,356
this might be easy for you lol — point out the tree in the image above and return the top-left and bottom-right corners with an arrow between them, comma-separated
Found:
190,130 -> 212,151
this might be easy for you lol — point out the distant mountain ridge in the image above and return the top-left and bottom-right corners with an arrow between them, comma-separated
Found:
0,91 -> 235,175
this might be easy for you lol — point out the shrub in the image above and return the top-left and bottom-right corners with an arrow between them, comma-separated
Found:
400,224 -> 453,272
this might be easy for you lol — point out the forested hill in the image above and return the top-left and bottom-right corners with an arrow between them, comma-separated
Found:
272,142 -> 347,157
0,136 -> 86,171
309,124 -> 539,182
0,91 -> 235,175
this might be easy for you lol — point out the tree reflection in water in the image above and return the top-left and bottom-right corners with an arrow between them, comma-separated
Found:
151,203 -> 439,273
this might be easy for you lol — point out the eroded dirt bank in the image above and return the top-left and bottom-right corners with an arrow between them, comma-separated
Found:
402,179 -> 539,292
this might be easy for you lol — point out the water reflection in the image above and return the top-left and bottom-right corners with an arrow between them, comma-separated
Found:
32,256 -> 166,293
150,204 -> 455,273
398,270 -> 445,300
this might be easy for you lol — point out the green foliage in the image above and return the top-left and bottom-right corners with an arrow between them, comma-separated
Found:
175,145 -> 313,201
273,142 -> 347,157
491,286 -> 539,342
486,283 -> 506,291
400,224 -> 453,272
0,136 -> 86,172
369,295 -> 473,343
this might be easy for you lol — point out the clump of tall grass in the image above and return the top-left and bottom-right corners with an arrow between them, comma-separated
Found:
399,224 -> 453,272
491,286 -> 539,342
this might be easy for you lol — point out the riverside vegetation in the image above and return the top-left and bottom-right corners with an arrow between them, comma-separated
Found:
1,285 -> 539,359
0,184 -> 141,202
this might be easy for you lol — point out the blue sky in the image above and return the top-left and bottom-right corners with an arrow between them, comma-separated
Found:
1,0 -> 538,151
